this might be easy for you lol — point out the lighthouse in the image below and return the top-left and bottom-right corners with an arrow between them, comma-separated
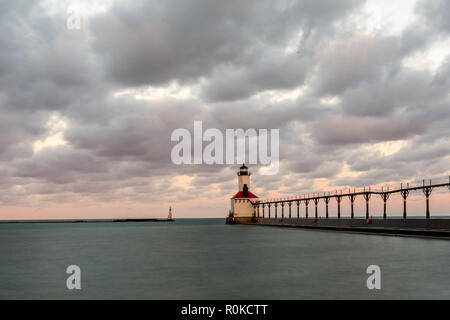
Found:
229,164 -> 259,223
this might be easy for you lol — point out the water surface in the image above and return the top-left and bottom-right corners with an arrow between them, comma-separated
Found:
0,218 -> 449,299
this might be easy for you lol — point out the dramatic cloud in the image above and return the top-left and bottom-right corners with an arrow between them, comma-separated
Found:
0,0 -> 449,219
313,116 -> 426,145
416,0 -> 450,33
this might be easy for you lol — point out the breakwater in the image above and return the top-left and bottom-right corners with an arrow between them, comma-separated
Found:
245,218 -> 450,239
227,176 -> 450,239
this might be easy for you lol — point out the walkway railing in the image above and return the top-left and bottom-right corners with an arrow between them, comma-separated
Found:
254,177 -> 450,220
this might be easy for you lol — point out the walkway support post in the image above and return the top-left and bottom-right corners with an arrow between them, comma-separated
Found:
313,197 -> 319,219
363,187 -> 371,219
275,203 -> 278,219
305,199 -> 309,219
262,204 -> 265,219
268,204 -> 271,219
423,180 -> 433,219
400,183 -> 410,219
324,196 -> 330,219
336,193 -> 342,219
296,201 -> 300,219
349,192 -> 357,219
380,187 -> 390,220
281,202 -> 285,219
288,201 -> 292,219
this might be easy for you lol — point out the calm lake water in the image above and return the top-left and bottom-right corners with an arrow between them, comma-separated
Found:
0,218 -> 449,299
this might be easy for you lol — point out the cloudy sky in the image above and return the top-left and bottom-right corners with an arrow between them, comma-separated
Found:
1,0 -> 450,219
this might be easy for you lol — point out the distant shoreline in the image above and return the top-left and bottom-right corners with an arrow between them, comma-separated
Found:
0,218 -> 175,224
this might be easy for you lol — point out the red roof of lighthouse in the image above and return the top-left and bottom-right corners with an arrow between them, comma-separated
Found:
232,191 -> 259,199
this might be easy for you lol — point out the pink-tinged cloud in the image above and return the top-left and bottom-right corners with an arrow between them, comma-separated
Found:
313,116 -> 426,145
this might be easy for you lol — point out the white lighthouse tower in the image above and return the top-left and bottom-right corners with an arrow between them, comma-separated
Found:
229,164 -> 259,223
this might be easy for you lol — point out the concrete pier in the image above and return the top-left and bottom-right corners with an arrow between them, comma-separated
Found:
227,166 -> 450,239
243,218 -> 450,239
